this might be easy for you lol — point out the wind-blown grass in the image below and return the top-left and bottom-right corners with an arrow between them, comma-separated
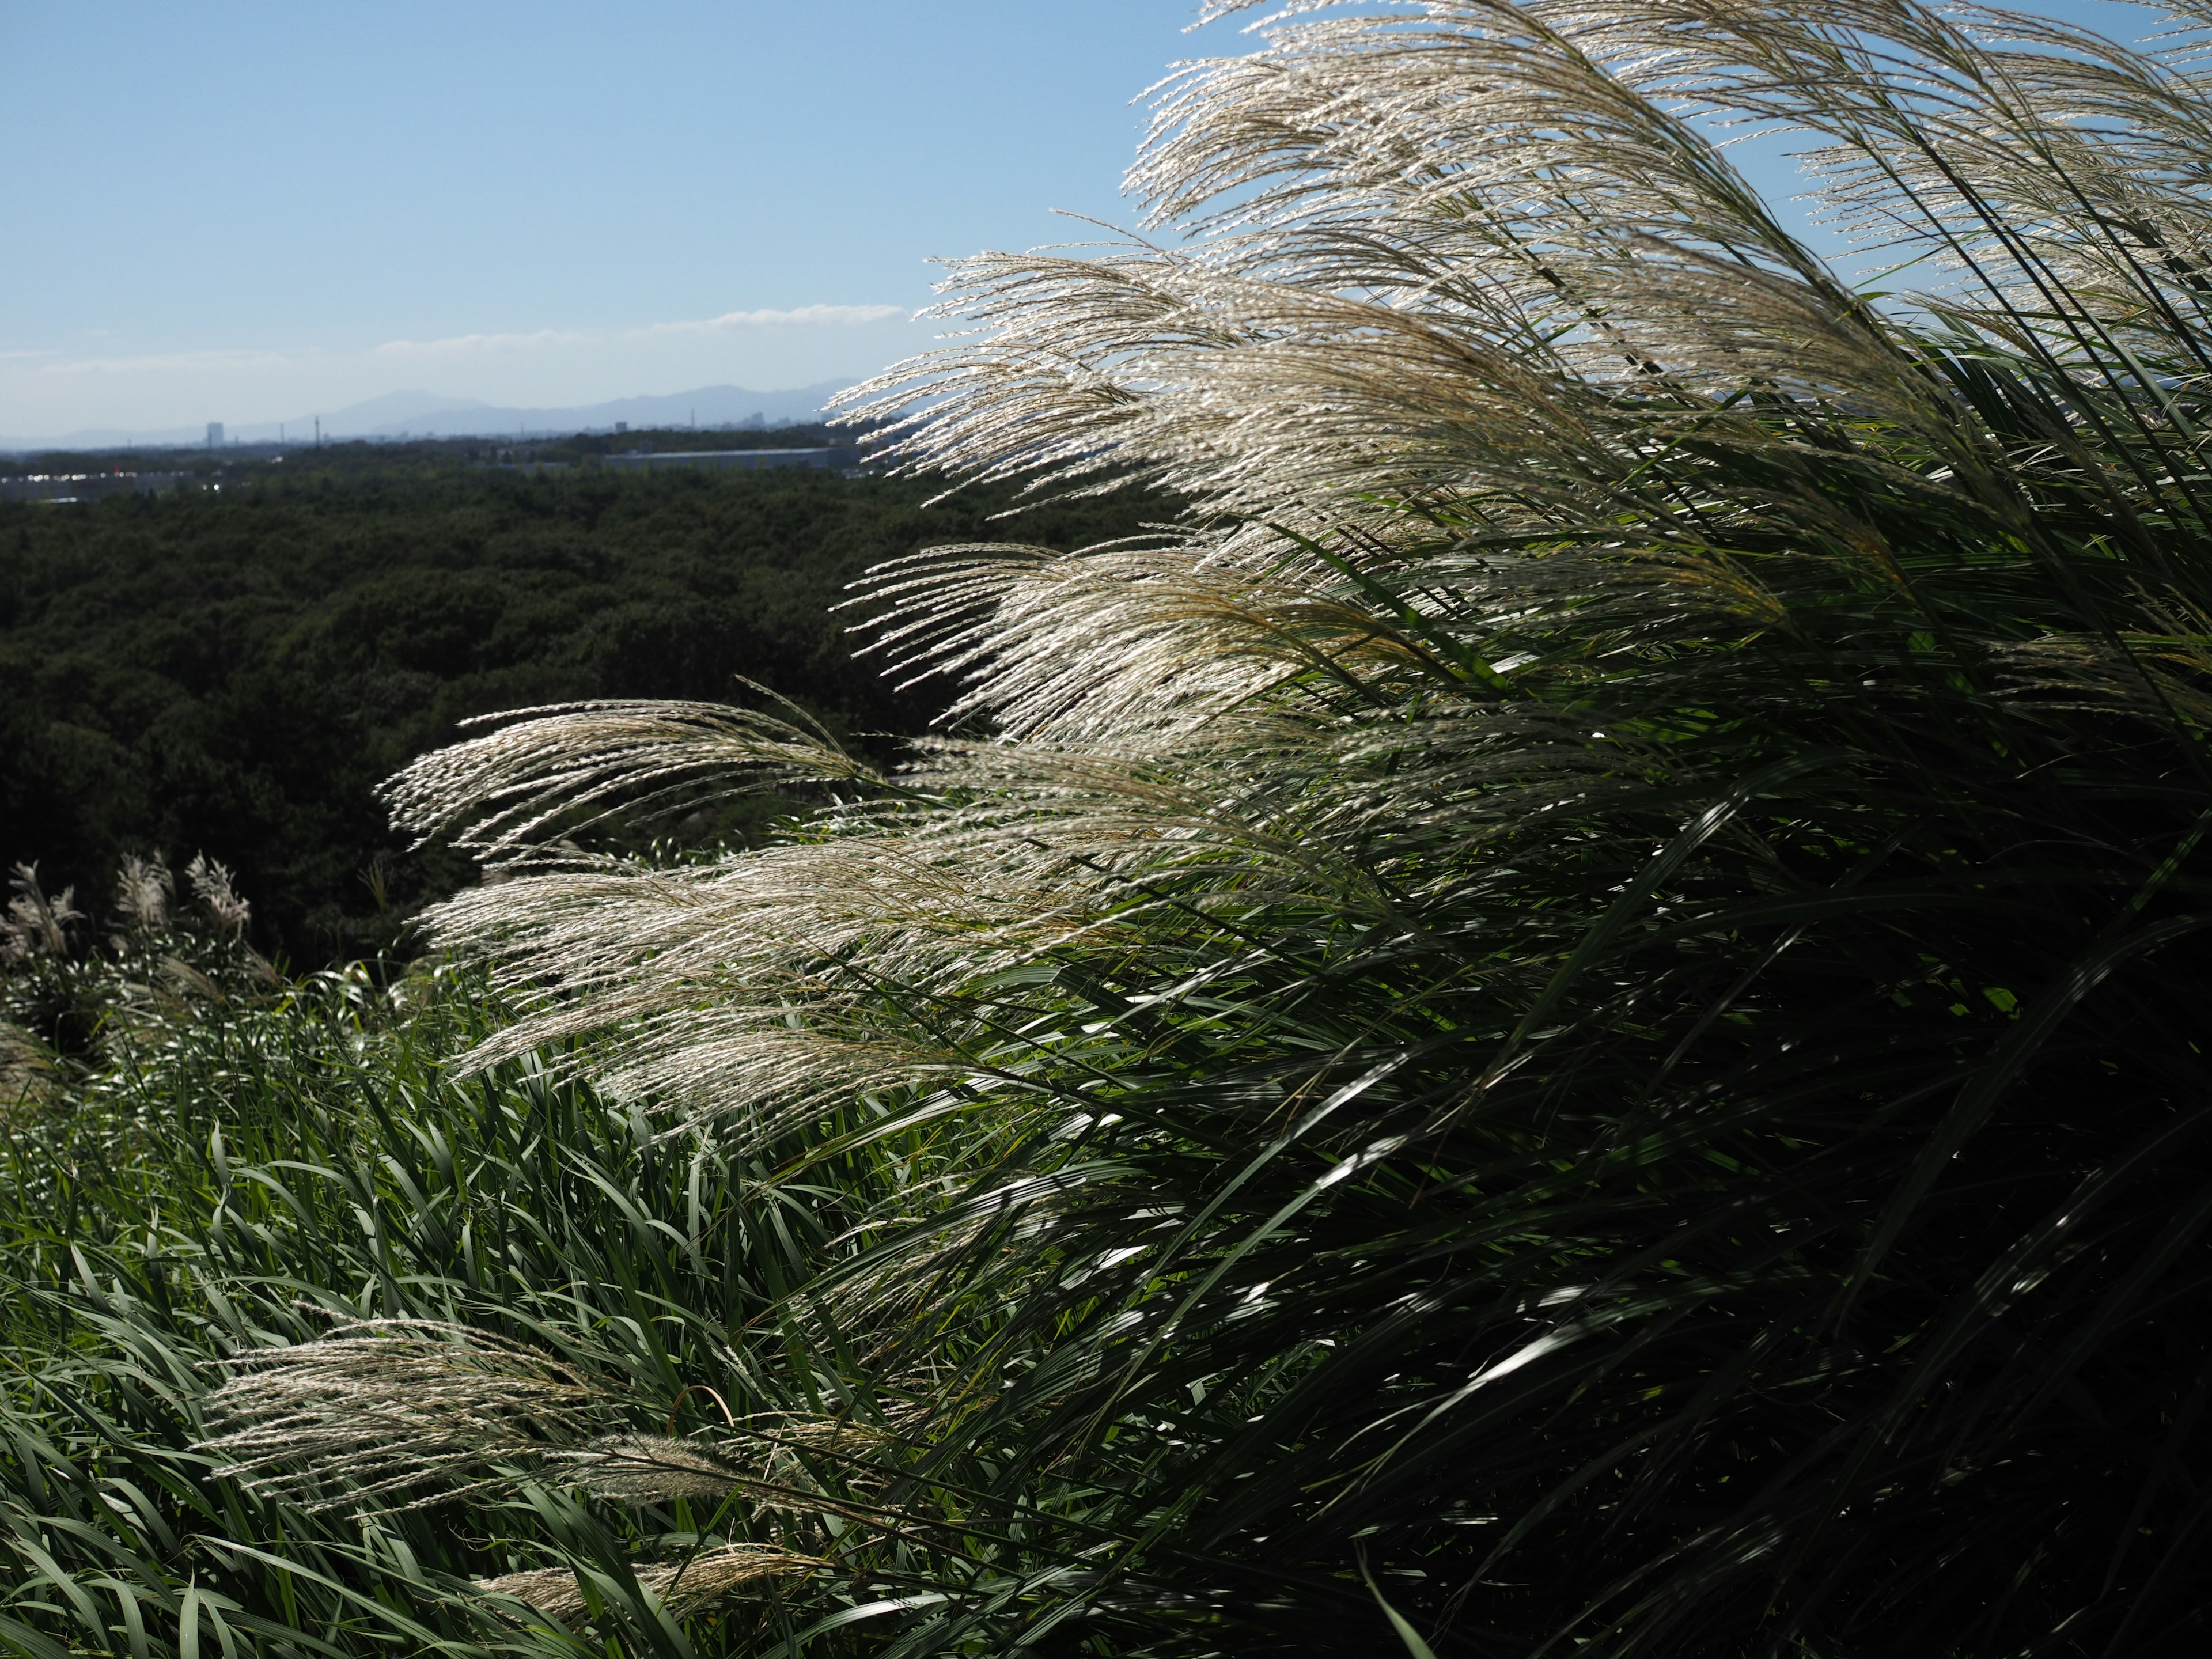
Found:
10,2 -> 2212,1654
0,959 -> 957,1659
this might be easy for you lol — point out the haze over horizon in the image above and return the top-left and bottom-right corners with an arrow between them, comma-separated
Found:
1,1 -> 1201,445
5,379 -> 873,453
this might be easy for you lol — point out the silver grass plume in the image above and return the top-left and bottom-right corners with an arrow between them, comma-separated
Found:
846,0 -> 2212,540
200,1323 -> 903,1519
389,0 -> 2212,1486
2,863 -> 82,963
389,0 -> 2081,1142
472,1543 -> 824,1622
113,854 -> 172,933
198,1321 -> 613,1512
387,695 -> 880,858
557,1433 -> 751,1504
184,853 -> 251,937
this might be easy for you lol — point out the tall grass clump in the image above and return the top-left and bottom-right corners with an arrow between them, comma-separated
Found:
9,2 -> 2212,1654
2,943 -> 910,1659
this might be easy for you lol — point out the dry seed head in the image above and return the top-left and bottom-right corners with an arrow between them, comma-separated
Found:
115,854 -> 173,932
469,1566 -> 594,1622
560,1433 -> 747,1504
197,1320 -> 611,1512
2,863 -> 82,963
393,0 -> 2212,1271
474,1543 -> 824,1620
185,853 -> 251,936
385,698 -> 880,856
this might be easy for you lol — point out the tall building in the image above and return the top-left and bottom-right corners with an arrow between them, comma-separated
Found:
206,421 -> 224,447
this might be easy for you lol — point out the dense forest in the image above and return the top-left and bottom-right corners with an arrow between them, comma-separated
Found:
1,438 -> 1166,961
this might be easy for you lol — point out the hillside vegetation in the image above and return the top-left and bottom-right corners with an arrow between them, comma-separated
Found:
7,3 -> 2212,1656
0,453 -> 1165,962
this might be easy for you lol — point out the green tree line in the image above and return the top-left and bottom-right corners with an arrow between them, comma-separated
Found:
1,458 -> 1165,963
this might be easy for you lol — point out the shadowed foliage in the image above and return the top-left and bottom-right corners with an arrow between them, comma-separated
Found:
0,460 -> 1165,961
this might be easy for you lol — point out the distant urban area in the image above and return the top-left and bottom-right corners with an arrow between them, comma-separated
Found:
0,421 -> 871,502
0,379 -> 859,456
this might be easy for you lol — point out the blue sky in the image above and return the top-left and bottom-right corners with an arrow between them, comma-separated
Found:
1,1 -> 1203,437
0,1 -> 2165,441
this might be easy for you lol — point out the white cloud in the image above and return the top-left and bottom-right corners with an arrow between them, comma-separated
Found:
376,305 -> 909,358
2,302 -> 924,438
643,303 -> 908,334
376,328 -> 588,358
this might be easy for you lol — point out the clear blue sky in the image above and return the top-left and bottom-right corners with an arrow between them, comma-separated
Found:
0,1 -> 2161,441
1,0 -> 1205,437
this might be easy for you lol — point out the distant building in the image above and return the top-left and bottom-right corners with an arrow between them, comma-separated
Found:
615,422 -> 629,434
206,422 -> 224,447
599,446 -> 861,475
0,470 -> 187,504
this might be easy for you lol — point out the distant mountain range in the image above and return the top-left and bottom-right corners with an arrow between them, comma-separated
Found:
1,381 -> 861,453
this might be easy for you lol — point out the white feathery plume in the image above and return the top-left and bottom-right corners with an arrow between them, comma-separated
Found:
473,1543 -> 824,1620
113,854 -> 173,933
395,4 -> 1841,1141
558,1433 -> 752,1504
197,1321 -> 612,1512
409,696 -> 1474,1134
389,0 -> 2212,1347
387,696 -> 879,858
2,863 -> 83,963
185,854 -> 251,937
200,1323 -> 914,1522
